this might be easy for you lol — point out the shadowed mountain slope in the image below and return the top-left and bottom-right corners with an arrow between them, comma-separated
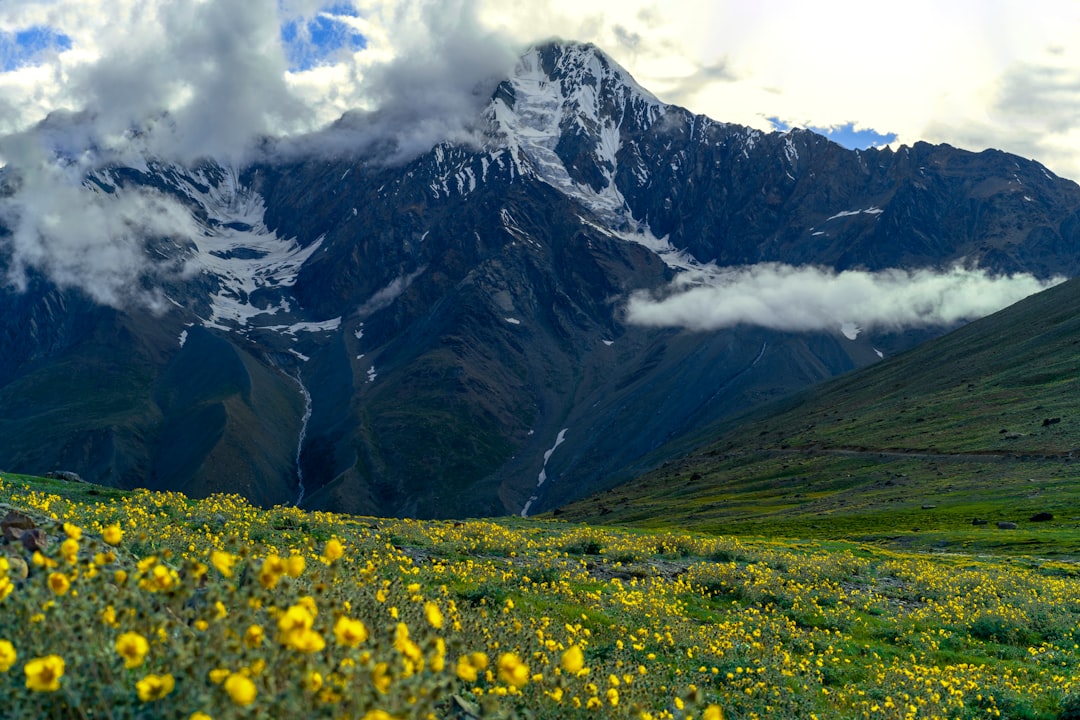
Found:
557,276 -> 1080,553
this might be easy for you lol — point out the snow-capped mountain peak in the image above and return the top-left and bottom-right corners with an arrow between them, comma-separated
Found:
486,42 -> 666,225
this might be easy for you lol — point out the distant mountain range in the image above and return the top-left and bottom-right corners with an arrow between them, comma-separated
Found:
1,41 -> 1079,519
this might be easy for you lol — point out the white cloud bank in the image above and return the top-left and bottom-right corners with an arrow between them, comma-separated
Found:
625,264 -> 1064,333
2,1 -> 1080,177
0,0 -> 517,307
0,137 -> 200,309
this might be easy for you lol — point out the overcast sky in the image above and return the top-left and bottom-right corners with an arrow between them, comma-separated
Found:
1,0 -> 1079,178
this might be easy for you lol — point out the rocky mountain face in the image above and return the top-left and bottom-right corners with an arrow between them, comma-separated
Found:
2,42 -> 1079,518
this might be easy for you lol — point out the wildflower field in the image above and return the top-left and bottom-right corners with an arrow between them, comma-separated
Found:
1,473 -> 1080,719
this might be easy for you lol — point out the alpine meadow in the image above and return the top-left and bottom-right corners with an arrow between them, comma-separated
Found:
3,9 -> 1080,720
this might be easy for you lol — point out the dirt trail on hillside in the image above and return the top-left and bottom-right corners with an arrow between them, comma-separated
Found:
775,445 -> 1076,464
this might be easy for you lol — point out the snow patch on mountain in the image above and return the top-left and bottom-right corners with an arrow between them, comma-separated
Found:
484,44 -> 740,278
826,207 -> 883,221
263,318 -> 342,335
84,162 -> 324,329
177,171 -> 324,331
521,427 -> 569,517
488,44 -> 662,227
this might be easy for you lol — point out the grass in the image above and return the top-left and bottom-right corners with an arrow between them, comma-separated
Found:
555,276 -> 1080,561
8,269 -> 1080,718
2,472 -> 1080,719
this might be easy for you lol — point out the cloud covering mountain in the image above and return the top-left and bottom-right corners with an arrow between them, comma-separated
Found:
626,264 -> 1065,333
2,0 -> 1079,177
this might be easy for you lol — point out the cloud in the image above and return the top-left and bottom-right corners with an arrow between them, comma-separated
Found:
625,263 -> 1064,333
0,0 -> 520,309
1,0 -> 1079,314
277,0 -> 520,164
3,0 -> 1080,174
926,58 -> 1080,181
0,0 -> 523,165
67,0 -> 313,165
355,266 -> 426,317
0,132 -> 200,310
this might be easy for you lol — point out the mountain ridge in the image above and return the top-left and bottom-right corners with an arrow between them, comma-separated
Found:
1,40 -> 1078,519
554,272 -> 1080,548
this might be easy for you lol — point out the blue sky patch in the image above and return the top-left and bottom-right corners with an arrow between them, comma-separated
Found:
0,26 -> 72,72
769,117 -> 897,150
280,5 -> 365,72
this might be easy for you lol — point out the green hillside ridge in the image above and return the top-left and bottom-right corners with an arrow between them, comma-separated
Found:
557,276 -> 1080,556
2,471 -> 1080,718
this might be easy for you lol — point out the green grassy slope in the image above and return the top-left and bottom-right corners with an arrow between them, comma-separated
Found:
2,471 -> 1080,718
557,276 -> 1080,555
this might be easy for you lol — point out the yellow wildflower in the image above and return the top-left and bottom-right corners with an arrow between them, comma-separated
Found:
424,601 -> 444,629
498,653 -> 530,688
297,595 -> 318,617
302,671 -> 323,692
60,538 -> 79,563
62,523 -> 81,540
290,629 -> 326,653
322,538 -> 344,563
393,622 -> 423,665
704,706 -> 725,720
562,645 -> 585,674
0,640 -> 16,672
136,673 -> 175,701
244,625 -> 265,648
278,604 -> 324,653
430,638 -> 446,673
210,551 -> 237,578
139,564 -> 177,592
115,632 -> 150,669
372,662 -> 391,694
25,655 -> 64,692
286,554 -> 306,578
259,554 -> 286,589
334,616 -> 369,647
457,656 -> 479,683
103,524 -> 123,545
224,673 -> 257,706
362,711 -> 393,720
47,572 -> 70,596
